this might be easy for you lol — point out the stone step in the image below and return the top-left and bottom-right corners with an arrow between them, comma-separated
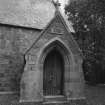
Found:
43,95 -> 67,102
0,98 -> 87,105
43,101 -> 68,105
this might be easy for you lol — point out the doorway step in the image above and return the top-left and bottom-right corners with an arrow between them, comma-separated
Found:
43,96 -> 87,105
43,95 -> 67,103
2,98 -> 87,105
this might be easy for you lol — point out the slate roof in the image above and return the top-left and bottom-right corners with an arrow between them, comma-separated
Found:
0,0 -> 55,29
0,0 -> 75,32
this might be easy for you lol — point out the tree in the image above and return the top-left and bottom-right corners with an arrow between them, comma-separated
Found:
65,0 -> 105,84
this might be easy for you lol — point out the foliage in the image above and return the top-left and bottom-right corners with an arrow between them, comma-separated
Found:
65,0 -> 105,84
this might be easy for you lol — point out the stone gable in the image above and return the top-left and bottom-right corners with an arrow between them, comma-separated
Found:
26,12 -> 82,57
20,11 -> 85,103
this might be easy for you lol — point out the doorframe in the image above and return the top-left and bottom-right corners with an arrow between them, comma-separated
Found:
38,39 -> 72,100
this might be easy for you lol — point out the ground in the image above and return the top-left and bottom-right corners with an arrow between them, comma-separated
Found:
85,84 -> 105,105
0,84 -> 105,105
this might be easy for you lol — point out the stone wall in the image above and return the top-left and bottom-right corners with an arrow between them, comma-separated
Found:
0,24 -> 40,54
0,14 -> 85,104
0,24 -> 41,102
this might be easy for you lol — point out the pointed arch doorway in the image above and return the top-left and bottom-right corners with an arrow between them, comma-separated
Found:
43,47 -> 64,96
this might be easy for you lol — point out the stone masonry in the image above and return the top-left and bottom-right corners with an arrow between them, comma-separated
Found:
20,12 -> 85,103
0,1 -> 85,104
0,24 -> 41,102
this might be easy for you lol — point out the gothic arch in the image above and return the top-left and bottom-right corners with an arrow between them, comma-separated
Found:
39,39 -> 72,71
38,39 -> 73,96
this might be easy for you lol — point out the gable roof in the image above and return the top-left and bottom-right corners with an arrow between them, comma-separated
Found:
25,9 -> 82,58
0,0 -> 55,29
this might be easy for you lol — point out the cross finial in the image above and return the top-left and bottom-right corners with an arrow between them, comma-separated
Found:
52,0 -> 61,10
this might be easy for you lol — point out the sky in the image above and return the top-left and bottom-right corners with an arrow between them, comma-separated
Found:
59,0 -> 69,12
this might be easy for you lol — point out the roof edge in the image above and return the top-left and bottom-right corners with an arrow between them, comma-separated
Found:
0,22 -> 42,31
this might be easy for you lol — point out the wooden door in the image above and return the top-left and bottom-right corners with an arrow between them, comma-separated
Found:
43,49 -> 64,96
